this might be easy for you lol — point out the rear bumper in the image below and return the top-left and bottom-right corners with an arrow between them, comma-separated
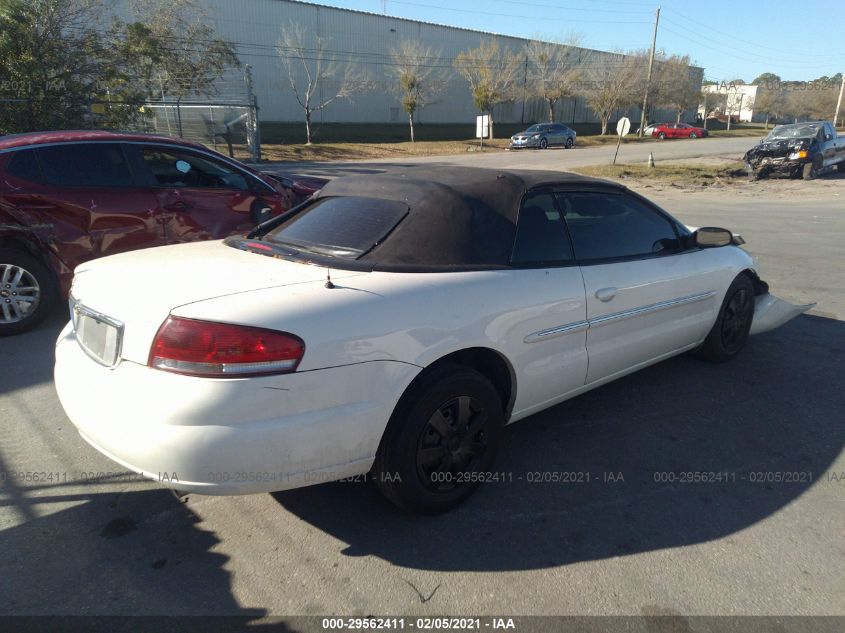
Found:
54,322 -> 420,495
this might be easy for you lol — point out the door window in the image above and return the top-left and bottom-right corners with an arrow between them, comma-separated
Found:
6,149 -> 43,183
35,144 -> 134,187
511,191 -> 574,264
556,192 -> 680,262
141,148 -> 250,191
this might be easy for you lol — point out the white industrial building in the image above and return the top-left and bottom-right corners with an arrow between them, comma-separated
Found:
111,0 -> 702,128
699,83 -> 761,123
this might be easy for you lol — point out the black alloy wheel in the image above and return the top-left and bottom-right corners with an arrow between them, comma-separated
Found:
720,285 -> 753,353
694,275 -> 755,363
373,365 -> 504,514
416,395 -> 490,493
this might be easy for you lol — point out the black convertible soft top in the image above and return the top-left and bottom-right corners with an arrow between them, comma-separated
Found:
251,166 -> 623,271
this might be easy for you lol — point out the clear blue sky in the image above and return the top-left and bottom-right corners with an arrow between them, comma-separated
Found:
309,0 -> 845,83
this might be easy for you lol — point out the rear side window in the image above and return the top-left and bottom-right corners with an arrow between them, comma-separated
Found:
511,191 -> 573,264
6,149 -> 43,183
557,192 -> 680,261
266,196 -> 409,259
36,144 -> 134,187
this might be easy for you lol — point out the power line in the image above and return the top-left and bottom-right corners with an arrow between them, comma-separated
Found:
659,23 -> 839,70
385,0 -> 651,23
65,24 -> 667,71
479,0 -> 652,14
664,9 -> 834,60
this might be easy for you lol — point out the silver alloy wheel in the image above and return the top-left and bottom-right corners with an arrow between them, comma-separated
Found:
0,263 -> 41,324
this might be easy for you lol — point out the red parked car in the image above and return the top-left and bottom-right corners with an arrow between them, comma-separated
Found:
0,131 -> 324,335
651,123 -> 709,140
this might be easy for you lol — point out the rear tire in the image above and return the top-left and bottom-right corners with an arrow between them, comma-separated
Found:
373,365 -> 504,514
694,275 -> 755,363
0,249 -> 57,336
689,131 -> 698,139
539,138 -> 548,149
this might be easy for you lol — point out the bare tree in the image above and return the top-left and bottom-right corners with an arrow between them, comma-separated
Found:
584,52 -> 643,134
804,85 -> 840,121
524,39 -> 581,122
654,55 -> 701,124
388,40 -> 447,142
278,24 -> 372,144
454,39 -> 521,139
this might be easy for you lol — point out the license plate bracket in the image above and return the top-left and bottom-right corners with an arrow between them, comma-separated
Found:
71,300 -> 124,367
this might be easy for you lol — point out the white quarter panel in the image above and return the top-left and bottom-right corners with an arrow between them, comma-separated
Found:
175,267 -> 588,417
69,240 -> 365,364
581,249 -> 736,383
55,322 -> 421,494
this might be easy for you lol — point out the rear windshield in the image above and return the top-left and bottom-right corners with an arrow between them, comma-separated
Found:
264,196 -> 409,259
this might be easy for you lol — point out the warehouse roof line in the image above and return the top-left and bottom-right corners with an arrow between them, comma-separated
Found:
270,0 -> 702,71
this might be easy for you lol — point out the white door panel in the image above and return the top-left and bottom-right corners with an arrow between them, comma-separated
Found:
581,251 -> 723,383
505,268 -> 589,416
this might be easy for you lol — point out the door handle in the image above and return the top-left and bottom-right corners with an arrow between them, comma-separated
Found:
595,287 -> 617,302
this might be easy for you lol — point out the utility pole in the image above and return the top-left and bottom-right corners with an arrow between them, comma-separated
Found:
835,73 -> 844,127
638,6 -> 660,138
244,65 -> 261,163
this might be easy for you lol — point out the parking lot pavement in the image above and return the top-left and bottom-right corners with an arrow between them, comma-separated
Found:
1,182 -> 843,618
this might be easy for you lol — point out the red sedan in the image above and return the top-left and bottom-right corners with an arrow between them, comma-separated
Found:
652,123 -> 709,140
0,131 -> 324,334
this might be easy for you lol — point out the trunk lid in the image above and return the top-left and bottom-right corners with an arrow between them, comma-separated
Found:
69,240 -> 364,365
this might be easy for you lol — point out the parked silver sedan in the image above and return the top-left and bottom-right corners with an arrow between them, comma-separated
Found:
509,123 -> 576,150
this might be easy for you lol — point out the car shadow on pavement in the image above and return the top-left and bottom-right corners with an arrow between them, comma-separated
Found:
273,314 -> 845,572
0,483 -> 264,618
0,310 -> 68,395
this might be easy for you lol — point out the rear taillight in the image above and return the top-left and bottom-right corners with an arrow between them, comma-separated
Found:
149,317 -> 304,377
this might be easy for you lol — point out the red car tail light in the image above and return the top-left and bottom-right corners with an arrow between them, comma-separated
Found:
149,317 -> 304,377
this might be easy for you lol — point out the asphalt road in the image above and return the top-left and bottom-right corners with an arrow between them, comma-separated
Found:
268,135 -> 759,179
1,147 -> 844,622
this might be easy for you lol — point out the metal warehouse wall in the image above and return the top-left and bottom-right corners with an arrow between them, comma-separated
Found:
109,0 -> 700,127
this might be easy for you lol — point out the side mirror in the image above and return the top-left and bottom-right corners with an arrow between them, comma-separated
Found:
694,227 -> 733,248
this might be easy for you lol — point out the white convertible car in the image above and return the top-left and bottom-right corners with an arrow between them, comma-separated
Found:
55,167 -> 810,514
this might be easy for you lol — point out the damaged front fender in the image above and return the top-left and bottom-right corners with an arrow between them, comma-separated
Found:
750,294 -> 815,336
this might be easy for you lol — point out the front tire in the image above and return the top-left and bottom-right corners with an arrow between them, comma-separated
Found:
0,249 -> 57,336
373,365 -> 504,514
689,131 -> 698,139
694,275 -> 754,363
658,132 -> 666,140
802,157 -> 822,180
565,137 -> 574,149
